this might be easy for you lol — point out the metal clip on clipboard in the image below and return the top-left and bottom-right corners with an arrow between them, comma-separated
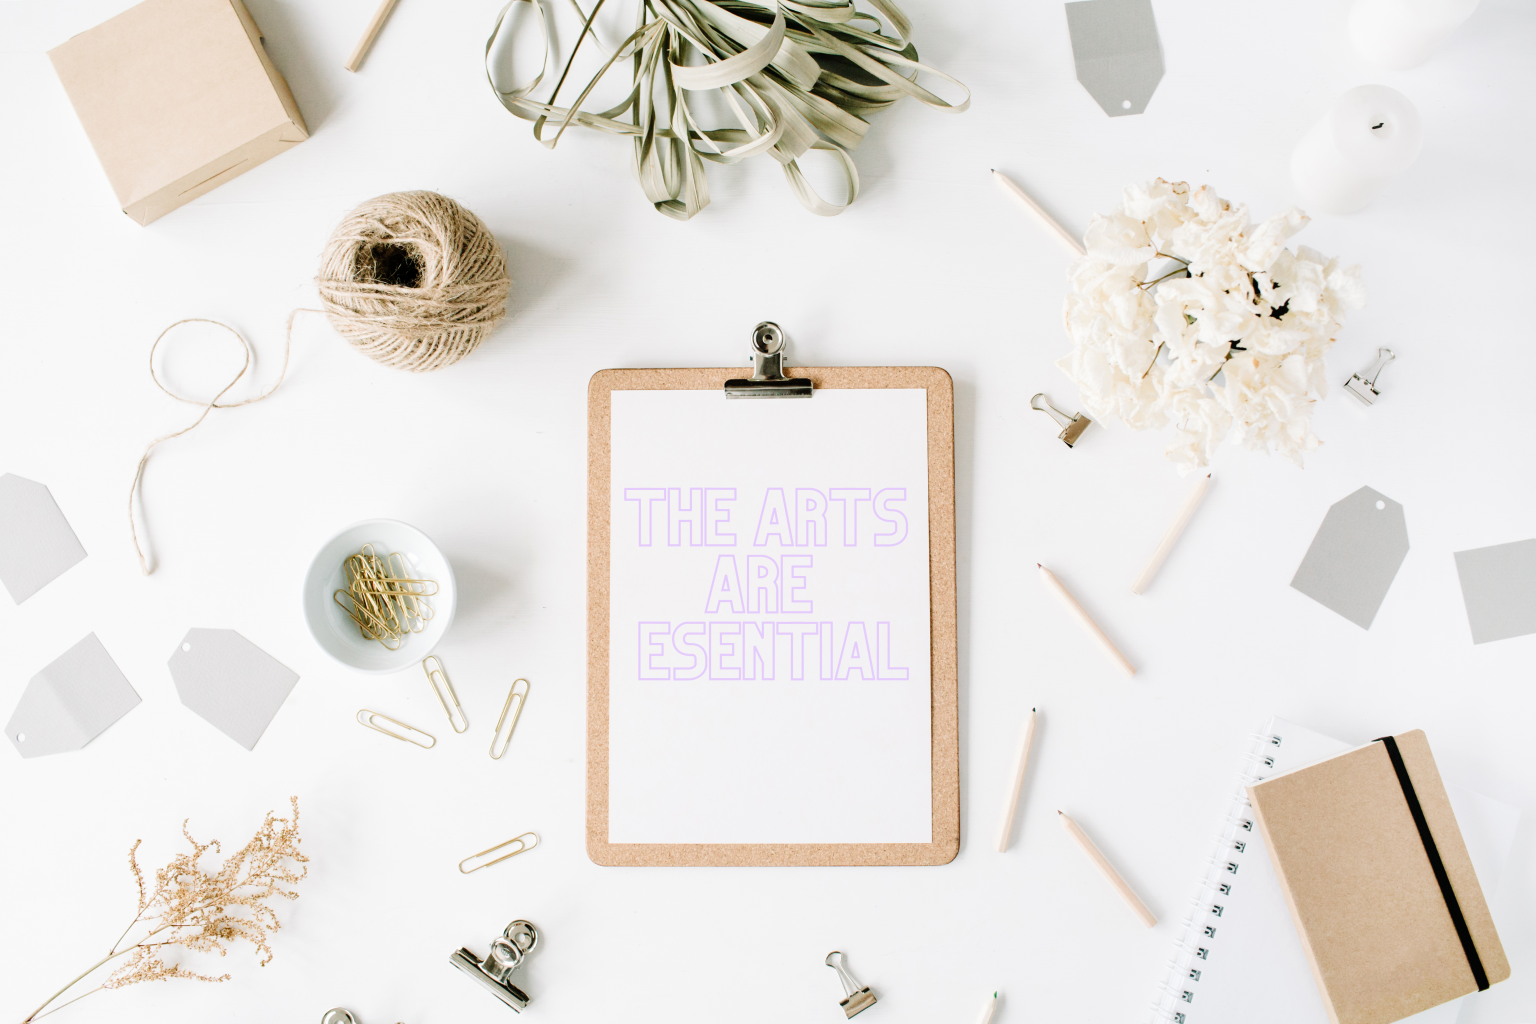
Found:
450,920 -> 540,1012
724,322 -> 813,398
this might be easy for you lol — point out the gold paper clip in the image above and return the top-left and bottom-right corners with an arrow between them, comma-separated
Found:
489,678 -> 531,759
423,656 -> 468,733
356,709 -> 436,749
459,831 -> 540,874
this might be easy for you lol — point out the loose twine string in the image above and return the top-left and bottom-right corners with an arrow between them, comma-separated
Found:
129,192 -> 510,574
128,316 -> 299,575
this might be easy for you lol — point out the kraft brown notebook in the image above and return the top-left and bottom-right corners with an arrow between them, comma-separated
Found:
1247,730 -> 1509,1024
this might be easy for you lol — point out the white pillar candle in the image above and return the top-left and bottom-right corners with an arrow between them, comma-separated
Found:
1290,85 -> 1423,215
1349,0 -> 1479,71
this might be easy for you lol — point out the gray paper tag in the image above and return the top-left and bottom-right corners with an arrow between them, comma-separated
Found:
0,473 -> 87,603
1290,486 -> 1409,629
1064,0 -> 1165,117
169,629 -> 298,750
1454,539 -> 1536,645
7,633 -> 141,758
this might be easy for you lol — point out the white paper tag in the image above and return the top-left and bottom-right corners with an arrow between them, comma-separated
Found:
1454,539 -> 1536,645
0,473 -> 87,603
6,634 -> 140,758
168,629 -> 298,750
1064,0 -> 1165,117
1290,486 -> 1410,629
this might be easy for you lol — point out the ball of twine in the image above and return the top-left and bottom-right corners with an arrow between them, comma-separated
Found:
317,191 -> 510,372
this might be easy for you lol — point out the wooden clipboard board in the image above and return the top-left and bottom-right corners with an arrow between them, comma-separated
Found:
587,364 -> 958,867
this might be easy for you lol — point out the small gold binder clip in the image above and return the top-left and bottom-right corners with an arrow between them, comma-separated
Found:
489,678 -> 531,759
459,831 -> 539,874
825,951 -> 877,1018
1031,393 -> 1091,447
451,920 -> 540,1012
423,655 -> 468,733
1344,347 -> 1395,405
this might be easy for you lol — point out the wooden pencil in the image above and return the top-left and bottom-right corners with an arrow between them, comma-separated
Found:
1058,810 -> 1157,928
1037,564 -> 1136,677
345,0 -> 402,72
996,707 -> 1038,852
991,169 -> 1086,257
1131,474 -> 1212,595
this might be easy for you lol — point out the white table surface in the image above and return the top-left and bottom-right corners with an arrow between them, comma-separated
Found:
2,1 -> 1534,1022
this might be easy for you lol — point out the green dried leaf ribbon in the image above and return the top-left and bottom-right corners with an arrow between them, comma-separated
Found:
485,0 -> 969,219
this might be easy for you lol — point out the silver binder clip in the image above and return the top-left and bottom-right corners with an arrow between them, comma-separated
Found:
825,951 -> 877,1018
320,1011 -> 359,1024
725,322 -> 813,398
1031,393 -> 1092,447
1343,348 -> 1394,405
450,920 -> 540,1012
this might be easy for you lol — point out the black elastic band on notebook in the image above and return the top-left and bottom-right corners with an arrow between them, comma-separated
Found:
1375,735 -> 1489,991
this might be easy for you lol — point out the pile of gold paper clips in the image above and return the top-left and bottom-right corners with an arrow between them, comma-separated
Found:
333,544 -> 438,649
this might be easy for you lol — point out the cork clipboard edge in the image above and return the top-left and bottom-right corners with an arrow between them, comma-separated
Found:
586,366 -> 958,867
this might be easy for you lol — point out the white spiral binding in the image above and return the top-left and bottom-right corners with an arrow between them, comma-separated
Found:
1147,728 -> 1280,1023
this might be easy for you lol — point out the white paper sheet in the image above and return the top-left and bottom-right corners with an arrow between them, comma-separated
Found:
607,389 -> 932,844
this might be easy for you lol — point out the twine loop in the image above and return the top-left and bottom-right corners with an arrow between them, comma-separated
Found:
128,316 -> 296,575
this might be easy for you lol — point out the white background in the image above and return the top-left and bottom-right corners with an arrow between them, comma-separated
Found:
607,389 -> 932,845
1,1 -> 1534,1023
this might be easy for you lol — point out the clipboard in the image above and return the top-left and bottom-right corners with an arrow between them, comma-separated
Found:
586,324 -> 958,867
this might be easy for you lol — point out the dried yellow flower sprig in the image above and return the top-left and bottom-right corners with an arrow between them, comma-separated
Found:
21,798 -> 307,1023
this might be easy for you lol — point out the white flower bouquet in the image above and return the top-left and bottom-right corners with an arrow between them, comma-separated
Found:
1055,179 -> 1367,471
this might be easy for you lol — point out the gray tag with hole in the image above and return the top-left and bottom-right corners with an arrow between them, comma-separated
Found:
1064,0 -> 1165,117
1454,539 -> 1536,645
169,629 -> 298,750
0,473 -> 87,603
7,634 -> 140,757
1290,486 -> 1410,629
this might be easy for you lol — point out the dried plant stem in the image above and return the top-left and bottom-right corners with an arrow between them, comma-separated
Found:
24,909 -> 219,1021
19,799 -> 306,1024
23,952 -> 120,1022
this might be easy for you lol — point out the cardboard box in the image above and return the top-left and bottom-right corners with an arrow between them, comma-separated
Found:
49,0 -> 308,225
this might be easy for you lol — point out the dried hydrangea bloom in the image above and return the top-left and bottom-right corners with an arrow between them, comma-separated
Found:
1056,179 -> 1366,471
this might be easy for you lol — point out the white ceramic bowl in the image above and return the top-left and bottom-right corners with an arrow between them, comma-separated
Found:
303,519 -> 457,674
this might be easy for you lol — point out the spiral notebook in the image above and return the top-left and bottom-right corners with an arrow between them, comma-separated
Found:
1149,717 -> 1520,1024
